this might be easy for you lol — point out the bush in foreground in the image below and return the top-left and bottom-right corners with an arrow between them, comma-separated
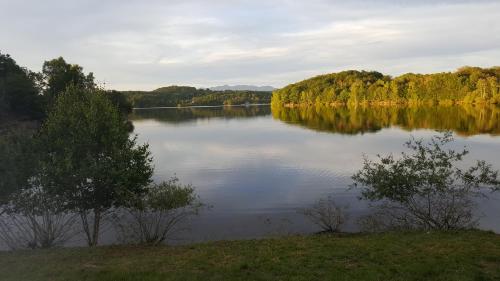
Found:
114,178 -> 204,245
300,196 -> 349,233
353,131 -> 500,231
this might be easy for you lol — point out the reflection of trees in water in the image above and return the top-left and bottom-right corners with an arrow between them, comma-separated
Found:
130,106 -> 271,123
131,104 -> 500,136
272,104 -> 500,136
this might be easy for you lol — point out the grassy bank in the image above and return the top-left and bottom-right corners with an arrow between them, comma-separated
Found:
1,231 -> 499,281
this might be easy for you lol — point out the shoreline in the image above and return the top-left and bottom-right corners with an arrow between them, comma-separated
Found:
275,101 -> 500,108
133,103 -> 271,110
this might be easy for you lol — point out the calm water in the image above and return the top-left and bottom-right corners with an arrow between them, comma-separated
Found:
129,105 -> 500,243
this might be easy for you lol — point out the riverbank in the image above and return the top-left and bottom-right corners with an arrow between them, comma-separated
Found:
275,100 -> 500,108
1,231 -> 499,281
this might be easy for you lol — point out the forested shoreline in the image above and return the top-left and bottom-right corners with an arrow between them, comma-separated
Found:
122,86 -> 271,108
272,67 -> 500,106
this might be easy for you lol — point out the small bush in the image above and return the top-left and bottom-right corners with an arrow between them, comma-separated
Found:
114,178 -> 203,245
300,196 -> 349,233
0,186 -> 79,250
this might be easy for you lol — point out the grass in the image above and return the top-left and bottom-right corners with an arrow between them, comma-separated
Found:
1,231 -> 500,281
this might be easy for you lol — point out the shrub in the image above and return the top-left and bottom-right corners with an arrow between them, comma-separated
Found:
115,178 -> 203,245
353,132 -> 500,231
300,196 -> 349,233
0,186 -> 78,250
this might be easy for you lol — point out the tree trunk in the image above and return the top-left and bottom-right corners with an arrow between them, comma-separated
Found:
80,209 -> 102,247
90,209 -> 101,247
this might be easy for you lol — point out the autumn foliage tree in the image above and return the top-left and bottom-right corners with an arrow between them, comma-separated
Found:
272,67 -> 500,106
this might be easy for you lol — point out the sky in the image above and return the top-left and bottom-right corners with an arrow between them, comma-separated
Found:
1,0 -> 499,90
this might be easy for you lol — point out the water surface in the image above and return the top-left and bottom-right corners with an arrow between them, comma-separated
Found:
130,105 -> 500,243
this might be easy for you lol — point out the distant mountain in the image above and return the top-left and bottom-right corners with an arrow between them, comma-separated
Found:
209,85 -> 276,92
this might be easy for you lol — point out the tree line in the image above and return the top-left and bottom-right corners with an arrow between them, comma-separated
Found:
272,67 -> 500,106
123,86 -> 272,108
0,53 -> 132,125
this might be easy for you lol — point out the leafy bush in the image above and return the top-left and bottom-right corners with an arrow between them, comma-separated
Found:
353,132 -> 500,231
0,186 -> 78,250
115,178 -> 204,245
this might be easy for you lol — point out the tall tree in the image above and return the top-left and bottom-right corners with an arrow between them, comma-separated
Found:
0,52 -> 43,118
42,57 -> 95,106
38,86 -> 153,246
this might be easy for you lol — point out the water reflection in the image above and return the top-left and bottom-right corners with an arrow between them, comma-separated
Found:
130,105 -> 500,243
272,104 -> 500,136
131,105 -> 271,124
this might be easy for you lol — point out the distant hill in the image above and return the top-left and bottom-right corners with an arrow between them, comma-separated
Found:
272,66 -> 500,106
209,85 -> 276,92
121,86 -> 272,108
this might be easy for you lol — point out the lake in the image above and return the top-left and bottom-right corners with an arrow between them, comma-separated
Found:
129,104 -> 500,243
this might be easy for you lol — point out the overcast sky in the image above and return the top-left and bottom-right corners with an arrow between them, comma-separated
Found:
1,0 -> 499,90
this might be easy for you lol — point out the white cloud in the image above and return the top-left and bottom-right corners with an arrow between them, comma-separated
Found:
201,47 -> 290,63
0,0 -> 499,90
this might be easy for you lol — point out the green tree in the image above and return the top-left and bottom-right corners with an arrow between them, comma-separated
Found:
42,57 -> 95,106
0,52 -> 43,118
38,86 -> 153,246
0,130 -> 38,207
353,132 -> 500,230
407,81 -> 419,103
104,90 -> 134,131
348,80 -> 365,105
475,79 -> 490,101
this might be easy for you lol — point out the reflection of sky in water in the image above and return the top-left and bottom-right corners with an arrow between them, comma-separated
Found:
132,107 -> 500,241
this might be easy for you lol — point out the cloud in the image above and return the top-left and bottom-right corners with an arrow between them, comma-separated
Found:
0,0 -> 499,89
201,47 -> 290,63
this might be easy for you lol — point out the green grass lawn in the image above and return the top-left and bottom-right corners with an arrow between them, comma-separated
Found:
1,231 -> 499,281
